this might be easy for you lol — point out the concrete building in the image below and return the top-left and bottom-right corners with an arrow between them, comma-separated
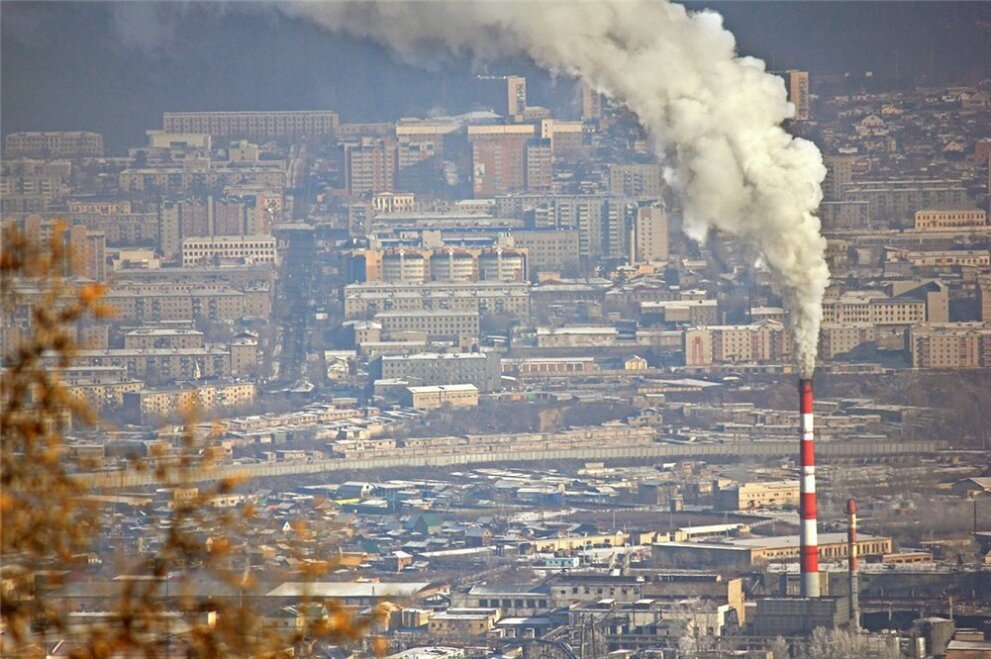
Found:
343,281 -> 530,320
123,328 -> 204,350
69,200 -> 159,246
374,310 -> 480,345
540,120 -> 584,158
65,347 -> 236,382
641,299 -> 718,327
822,291 -> 928,326
785,70 -> 810,120
914,207 -> 987,230
67,225 -> 106,281
683,322 -> 788,366
371,351 -> 501,392
349,247 -> 527,284
345,137 -> 398,197
427,608 -> 499,638
581,80 -> 604,121
909,323 -> 991,369
103,284 -> 270,323
888,249 -> 990,269
843,180 -> 970,227
509,230 -> 580,274
494,194 -> 631,261
652,533 -> 892,568
122,380 -> 257,425
714,480 -> 800,511
819,324 -> 877,360
181,235 -> 276,267
4,131 -> 103,158
524,139 -> 553,193
162,110 -> 338,140
119,165 -> 284,196
978,274 -> 991,322
535,326 -> 619,348
468,125 -> 535,197
630,205 -> 668,264
145,130 -> 212,151
821,155 -> 858,202
609,164 -> 664,198
372,192 -> 416,214
404,384 -> 479,410
506,75 -> 527,118
753,597 -> 847,637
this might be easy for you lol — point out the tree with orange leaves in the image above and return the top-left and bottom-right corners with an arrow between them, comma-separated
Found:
2,224 -> 387,657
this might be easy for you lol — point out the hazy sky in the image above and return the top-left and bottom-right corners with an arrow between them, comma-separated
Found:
3,1 -> 989,152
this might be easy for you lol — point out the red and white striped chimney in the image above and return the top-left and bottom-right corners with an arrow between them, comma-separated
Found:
799,378 -> 820,598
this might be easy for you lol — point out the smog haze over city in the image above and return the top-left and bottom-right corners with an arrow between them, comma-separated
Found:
2,2 -> 991,658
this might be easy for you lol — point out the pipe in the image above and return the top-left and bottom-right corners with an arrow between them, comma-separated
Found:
848,498 -> 860,629
799,378 -> 820,598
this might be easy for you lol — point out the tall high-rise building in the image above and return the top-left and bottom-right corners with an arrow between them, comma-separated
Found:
630,205 -> 669,264
786,70 -> 811,121
507,76 -> 528,118
525,139 -> 553,193
345,137 -> 398,197
582,80 -> 604,121
67,225 -> 106,281
468,124 -> 535,197
821,155 -> 856,201
978,274 -> 991,323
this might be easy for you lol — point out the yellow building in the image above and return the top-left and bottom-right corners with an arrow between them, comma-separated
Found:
181,235 -> 276,267
404,384 -> 479,410
122,381 -> 257,425
914,207 -> 987,230
714,481 -> 799,511
909,323 -> 991,369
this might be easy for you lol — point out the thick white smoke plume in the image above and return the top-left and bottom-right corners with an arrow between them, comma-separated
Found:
284,1 -> 830,376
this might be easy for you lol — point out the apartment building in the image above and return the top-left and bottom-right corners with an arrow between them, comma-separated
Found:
683,322 -> 788,366
535,326 -> 619,348
822,292 -> 927,326
404,384 -> 479,410
343,281 -> 530,320
162,110 -> 338,140
122,380 -> 257,425
70,201 -> 159,246
4,131 -> 103,158
123,328 -> 205,350
843,179 -> 970,227
66,347 -> 234,382
509,230 -> 580,274
819,324 -> 877,360
608,164 -> 664,198
349,246 -> 527,284
181,235 -> 277,267
909,323 -> 991,369
468,124 -> 535,197
371,351 -> 502,392
103,284 -> 271,323
345,137 -> 398,196
914,207 -> 987,230
119,166 -> 284,195
374,310 -> 480,345
641,299 -> 717,326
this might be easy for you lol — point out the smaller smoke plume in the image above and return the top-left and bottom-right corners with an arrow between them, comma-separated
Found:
284,1 -> 830,376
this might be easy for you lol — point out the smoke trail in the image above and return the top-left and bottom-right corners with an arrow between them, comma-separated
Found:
284,1 -> 830,376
